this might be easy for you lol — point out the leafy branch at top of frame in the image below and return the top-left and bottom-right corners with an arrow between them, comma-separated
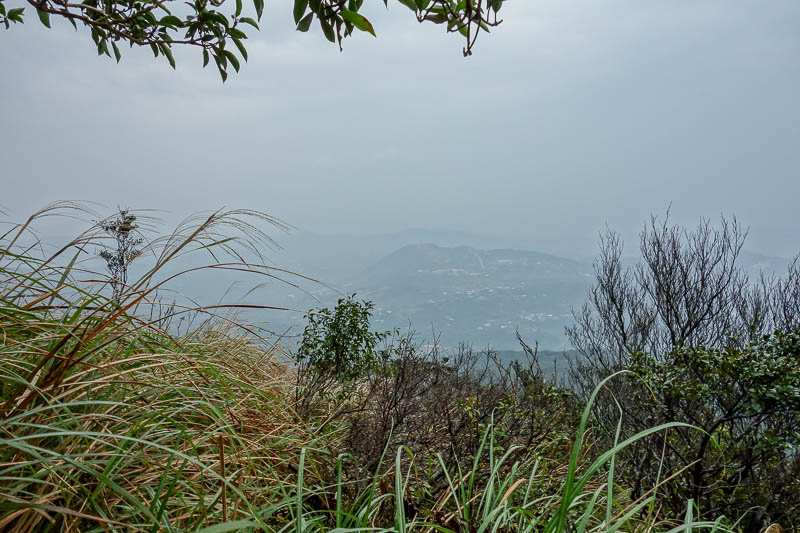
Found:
293,0 -> 505,57
0,0 -> 507,79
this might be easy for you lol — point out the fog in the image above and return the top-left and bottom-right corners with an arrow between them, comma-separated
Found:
1,0 -> 799,258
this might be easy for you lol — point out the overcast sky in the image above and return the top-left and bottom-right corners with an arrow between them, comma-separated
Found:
1,0 -> 799,257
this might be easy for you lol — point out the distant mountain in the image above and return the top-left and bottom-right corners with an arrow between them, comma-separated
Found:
337,244 -> 593,350
270,229 -> 523,283
166,231 -> 793,352
363,244 -> 586,285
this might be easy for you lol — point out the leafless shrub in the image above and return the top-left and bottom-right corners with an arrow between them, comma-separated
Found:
565,211 -> 800,528
339,329 -> 579,494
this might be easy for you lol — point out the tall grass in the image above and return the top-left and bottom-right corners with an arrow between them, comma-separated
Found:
1,204 -> 318,531
0,205 -> 733,532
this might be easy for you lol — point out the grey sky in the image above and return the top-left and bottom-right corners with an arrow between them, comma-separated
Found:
1,0 -> 799,257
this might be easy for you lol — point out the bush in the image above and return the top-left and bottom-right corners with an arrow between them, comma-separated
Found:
567,212 -> 800,528
337,329 -> 581,507
294,295 -> 389,414
628,331 -> 800,529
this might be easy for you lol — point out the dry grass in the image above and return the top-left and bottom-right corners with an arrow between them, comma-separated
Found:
0,203 -> 324,531
0,204 -> 739,532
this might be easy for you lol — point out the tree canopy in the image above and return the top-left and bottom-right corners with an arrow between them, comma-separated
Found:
0,0 -> 506,80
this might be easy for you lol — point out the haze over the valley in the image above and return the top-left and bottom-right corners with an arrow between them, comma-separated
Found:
158,227 -> 792,351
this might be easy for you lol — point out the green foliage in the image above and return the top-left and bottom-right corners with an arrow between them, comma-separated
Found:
567,213 -> 800,529
627,331 -> 800,529
0,204 -> 317,530
293,0 -> 506,56
0,204 -> 743,531
298,295 -> 387,382
330,375 -> 729,533
0,1 -> 24,28
295,295 -> 389,411
0,0 -> 507,79
340,332 -> 581,486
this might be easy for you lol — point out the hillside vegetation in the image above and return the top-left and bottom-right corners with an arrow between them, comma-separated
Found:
1,204 -> 795,532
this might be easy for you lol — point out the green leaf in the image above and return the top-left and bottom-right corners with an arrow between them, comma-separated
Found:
36,8 -> 50,28
232,36 -> 247,61
340,8 -> 375,36
162,45 -> 176,69
8,7 -> 24,22
309,0 -> 320,12
319,17 -> 335,43
202,48 -> 210,67
222,49 -> 239,72
215,48 -> 227,69
235,0 -> 242,17
335,18 -> 343,47
293,0 -> 308,24
398,0 -> 416,11
209,12 -> 228,27
228,27 -> 246,39
239,16 -> 258,29
296,11 -> 313,32
424,12 -> 447,24
111,40 -> 121,63
159,15 -> 182,27
252,0 -> 263,20
196,520 -> 257,533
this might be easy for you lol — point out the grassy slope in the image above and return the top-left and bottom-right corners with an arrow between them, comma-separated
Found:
0,205 -> 732,532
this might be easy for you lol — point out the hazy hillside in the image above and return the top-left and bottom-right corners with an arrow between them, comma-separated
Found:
243,241 -> 592,350
269,229 -> 531,283
151,229 -> 792,352
342,244 -> 591,350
